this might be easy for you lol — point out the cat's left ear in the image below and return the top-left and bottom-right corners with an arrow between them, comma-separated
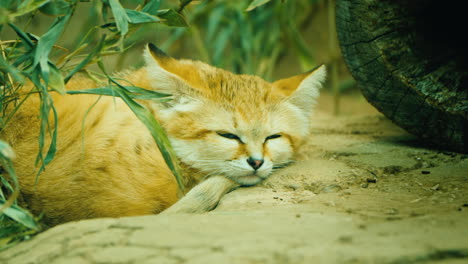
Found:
144,43 -> 202,99
273,65 -> 326,115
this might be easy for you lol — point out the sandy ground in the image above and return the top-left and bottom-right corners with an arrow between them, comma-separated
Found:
1,94 -> 467,264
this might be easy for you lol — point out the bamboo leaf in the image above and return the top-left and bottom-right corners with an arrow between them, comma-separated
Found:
0,140 -> 16,161
206,5 -> 225,42
39,0 -> 70,16
65,36 -> 106,83
142,0 -> 161,15
28,73 -> 58,173
108,0 -> 129,36
0,141 -> 38,231
157,9 -> 188,27
246,0 -> 272,11
34,12 -> 71,65
0,201 -> 39,230
8,23 -> 34,48
286,20 -> 315,70
67,86 -> 170,100
0,0 -> 19,9
0,55 -> 25,84
14,0 -> 50,17
96,61 -> 184,192
213,25 -> 233,65
43,104 -> 58,165
48,63 -> 65,94
112,83 -> 184,192
33,13 -> 70,86
125,9 -> 160,24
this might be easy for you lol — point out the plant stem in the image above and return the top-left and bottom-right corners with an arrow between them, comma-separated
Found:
327,0 -> 340,115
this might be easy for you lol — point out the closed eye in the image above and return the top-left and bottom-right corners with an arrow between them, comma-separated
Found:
217,132 -> 241,140
265,134 -> 282,141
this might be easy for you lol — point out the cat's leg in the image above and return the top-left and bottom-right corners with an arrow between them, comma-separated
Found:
162,176 -> 239,214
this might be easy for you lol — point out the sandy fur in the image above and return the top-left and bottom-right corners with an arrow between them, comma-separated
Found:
1,44 -> 325,224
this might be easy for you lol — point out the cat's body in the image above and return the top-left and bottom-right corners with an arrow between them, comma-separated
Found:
1,44 -> 325,225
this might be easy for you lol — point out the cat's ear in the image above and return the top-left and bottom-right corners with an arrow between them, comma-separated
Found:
273,65 -> 326,115
144,43 -> 203,99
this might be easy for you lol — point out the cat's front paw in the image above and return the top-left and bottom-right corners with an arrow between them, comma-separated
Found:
160,176 -> 238,214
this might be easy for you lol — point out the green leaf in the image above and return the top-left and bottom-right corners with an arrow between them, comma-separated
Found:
8,22 -> 34,48
0,141 -> 18,193
28,73 -> 58,175
206,5 -> 225,41
48,63 -> 65,94
213,25 -> 234,65
142,0 -> 161,15
108,0 -> 129,36
125,9 -> 160,24
157,9 -> 188,27
65,36 -> 106,83
246,0 -> 272,11
0,55 -> 25,84
38,0 -> 70,16
0,0 -> 19,9
0,140 -> 15,161
14,0 -> 50,17
43,104 -> 58,166
33,13 -> 71,85
286,20 -> 315,70
97,61 -> 184,192
67,86 -> 170,100
111,84 -> 184,192
0,7 -> 9,24
0,201 -> 39,230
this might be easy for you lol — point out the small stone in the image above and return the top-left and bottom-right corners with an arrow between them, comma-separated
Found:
386,216 -> 402,221
287,184 -> 301,191
410,211 -> 424,217
273,197 -> 279,199
366,178 -> 377,183
338,236 -> 353,243
430,184 -> 440,191
361,183 -> 369,188
385,208 -> 399,215
383,166 -> 402,174
322,184 -> 342,193
295,214 -> 301,218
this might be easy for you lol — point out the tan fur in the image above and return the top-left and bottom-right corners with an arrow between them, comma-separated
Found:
1,44 -> 325,224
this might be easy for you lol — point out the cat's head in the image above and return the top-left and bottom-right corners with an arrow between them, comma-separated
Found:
144,43 -> 325,186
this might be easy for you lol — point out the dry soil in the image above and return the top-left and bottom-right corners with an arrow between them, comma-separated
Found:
1,95 -> 467,264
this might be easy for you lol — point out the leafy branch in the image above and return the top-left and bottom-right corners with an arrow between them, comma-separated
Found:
0,0 -> 190,249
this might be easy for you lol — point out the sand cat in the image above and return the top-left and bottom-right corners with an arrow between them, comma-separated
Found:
1,44 -> 325,225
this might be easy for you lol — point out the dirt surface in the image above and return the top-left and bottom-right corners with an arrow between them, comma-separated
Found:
1,95 -> 467,264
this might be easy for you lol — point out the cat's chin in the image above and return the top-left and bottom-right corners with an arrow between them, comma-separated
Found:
230,174 -> 265,187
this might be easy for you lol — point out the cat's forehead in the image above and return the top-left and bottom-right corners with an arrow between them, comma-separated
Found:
199,70 -> 281,111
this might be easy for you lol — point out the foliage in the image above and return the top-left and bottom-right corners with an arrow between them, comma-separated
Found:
162,0 -> 317,81
0,0 -> 189,249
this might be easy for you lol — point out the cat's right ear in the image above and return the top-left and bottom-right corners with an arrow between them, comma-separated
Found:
144,43 -> 201,104
273,65 -> 326,116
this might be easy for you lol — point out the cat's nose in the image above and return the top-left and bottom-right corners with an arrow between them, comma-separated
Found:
247,157 -> 264,170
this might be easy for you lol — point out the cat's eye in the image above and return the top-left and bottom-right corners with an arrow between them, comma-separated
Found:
217,132 -> 241,140
265,134 -> 282,141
